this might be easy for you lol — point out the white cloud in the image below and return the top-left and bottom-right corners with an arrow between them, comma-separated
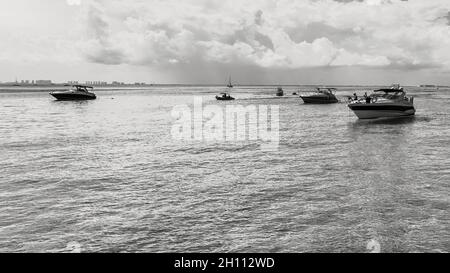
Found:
67,0 -> 82,6
1,0 -> 450,84
74,0 -> 450,70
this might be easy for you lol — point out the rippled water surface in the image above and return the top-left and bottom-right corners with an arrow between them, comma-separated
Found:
0,86 -> 448,253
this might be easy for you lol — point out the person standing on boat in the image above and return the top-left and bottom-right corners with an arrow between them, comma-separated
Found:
353,93 -> 358,101
364,92 -> 371,103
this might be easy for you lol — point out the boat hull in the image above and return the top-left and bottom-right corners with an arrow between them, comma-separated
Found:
216,96 -> 235,101
301,96 -> 338,104
348,104 -> 415,119
50,92 -> 96,101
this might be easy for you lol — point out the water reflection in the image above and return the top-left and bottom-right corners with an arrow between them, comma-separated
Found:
345,115 -> 427,252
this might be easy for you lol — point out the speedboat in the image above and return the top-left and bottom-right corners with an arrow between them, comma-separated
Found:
276,87 -> 284,97
50,85 -> 96,101
300,88 -> 339,104
216,93 -> 235,101
348,85 -> 415,119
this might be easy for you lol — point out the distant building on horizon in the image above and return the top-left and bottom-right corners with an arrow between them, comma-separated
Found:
85,81 -> 108,86
35,80 -> 52,85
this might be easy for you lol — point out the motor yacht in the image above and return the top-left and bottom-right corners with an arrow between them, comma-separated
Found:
216,93 -> 235,101
348,85 -> 415,119
300,88 -> 339,104
50,85 -> 96,101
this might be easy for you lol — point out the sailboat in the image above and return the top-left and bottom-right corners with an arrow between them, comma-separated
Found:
227,76 -> 233,88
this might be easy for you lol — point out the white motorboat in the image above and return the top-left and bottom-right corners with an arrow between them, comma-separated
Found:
301,88 -> 339,104
50,85 -> 96,101
348,85 -> 415,119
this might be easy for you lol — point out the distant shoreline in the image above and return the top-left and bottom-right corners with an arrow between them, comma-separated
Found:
0,84 -> 448,94
2,83 -> 449,88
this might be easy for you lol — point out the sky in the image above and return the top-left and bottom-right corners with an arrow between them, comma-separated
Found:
0,0 -> 449,85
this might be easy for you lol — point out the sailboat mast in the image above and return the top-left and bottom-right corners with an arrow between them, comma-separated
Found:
228,76 -> 233,88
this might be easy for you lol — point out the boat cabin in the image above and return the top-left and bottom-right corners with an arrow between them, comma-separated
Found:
373,88 -> 406,100
219,93 -> 232,98
72,85 -> 94,92
317,88 -> 337,95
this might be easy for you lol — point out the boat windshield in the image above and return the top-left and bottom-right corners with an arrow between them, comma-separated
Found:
381,91 -> 405,100
317,88 -> 335,94
73,85 -> 93,92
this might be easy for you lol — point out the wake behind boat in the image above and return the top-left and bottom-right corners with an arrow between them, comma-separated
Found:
348,84 -> 415,119
300,88 -> 339,104
50,85 -> 96,101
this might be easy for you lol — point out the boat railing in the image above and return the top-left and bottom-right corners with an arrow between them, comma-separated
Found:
349,95 -> 414,105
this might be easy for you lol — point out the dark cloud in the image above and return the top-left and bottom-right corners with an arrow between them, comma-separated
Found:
86,6 -> 109,40
255,10 -> 264,25
434,11 -> 450,25
254,32 -> 274,51
83,3 -> 126,65
231,27 -> 275,51
85,48 -> 126,65
226,11 -> 274,51
287,22 -> 357,44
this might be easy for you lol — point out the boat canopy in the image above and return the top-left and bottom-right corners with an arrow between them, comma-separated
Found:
73,85 -> 94,89
317,88 -> 337,93
317,87 -> 337,90
374,84 -> 404,93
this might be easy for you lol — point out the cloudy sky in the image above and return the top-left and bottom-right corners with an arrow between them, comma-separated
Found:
0,0 -> 449,85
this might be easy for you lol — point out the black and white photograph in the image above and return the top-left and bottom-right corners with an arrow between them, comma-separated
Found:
0,0 -> 449,259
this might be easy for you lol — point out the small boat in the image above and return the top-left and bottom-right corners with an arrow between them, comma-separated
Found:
300,88 -> 338,104
276,87 -> 284,97
348,84 -> 415,119
216,93 -> 235,101
50,85 -> 96,101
